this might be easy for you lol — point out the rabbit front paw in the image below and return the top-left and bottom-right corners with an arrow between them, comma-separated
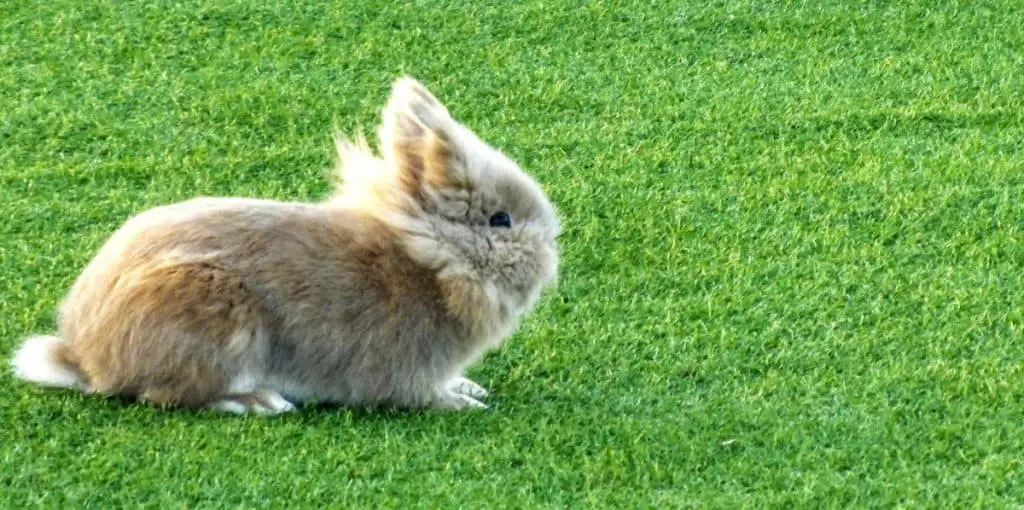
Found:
208,390 -> 296,415
434,387 -> 488,410
445,376 -> 489,398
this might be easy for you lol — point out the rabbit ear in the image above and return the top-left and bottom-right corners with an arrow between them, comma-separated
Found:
379,77 -> 464,195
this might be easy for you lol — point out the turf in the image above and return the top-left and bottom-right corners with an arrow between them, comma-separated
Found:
2,0 -> 1023,507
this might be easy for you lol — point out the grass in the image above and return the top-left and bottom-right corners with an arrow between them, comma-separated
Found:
2,0 -> 1023,507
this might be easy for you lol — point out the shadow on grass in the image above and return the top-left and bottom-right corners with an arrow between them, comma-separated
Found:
20,384 -> 494,427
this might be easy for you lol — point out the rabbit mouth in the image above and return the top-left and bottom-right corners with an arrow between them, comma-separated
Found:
505,268 -> 556,315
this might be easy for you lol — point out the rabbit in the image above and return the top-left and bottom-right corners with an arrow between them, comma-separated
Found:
10,76 -> 561,415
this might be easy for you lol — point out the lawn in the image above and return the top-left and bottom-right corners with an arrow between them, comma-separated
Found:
2,0 -> 1023,507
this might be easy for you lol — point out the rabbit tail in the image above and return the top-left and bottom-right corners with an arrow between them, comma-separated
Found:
11,335 -> 87,391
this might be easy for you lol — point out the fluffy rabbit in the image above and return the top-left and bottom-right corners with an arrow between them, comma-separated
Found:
10,77 -> 560,415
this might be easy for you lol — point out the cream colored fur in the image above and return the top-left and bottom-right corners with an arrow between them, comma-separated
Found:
9,77 -> 560,414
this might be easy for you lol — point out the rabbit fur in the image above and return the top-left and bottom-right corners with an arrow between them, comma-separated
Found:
10,77 -> 561,415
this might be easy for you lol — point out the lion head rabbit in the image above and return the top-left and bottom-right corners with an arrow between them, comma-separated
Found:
11,76 -> 561,415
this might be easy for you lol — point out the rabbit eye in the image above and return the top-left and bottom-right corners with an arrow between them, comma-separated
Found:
488,211 -> 512,228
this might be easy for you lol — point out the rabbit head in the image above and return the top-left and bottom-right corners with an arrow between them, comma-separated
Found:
332,77 -> 560,334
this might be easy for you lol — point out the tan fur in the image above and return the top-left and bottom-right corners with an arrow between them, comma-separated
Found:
10,77 -> 560,414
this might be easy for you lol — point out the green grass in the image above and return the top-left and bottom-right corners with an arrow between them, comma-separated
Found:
2,0 -> 1023,507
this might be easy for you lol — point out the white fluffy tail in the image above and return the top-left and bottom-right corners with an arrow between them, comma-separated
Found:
11,335 -> 85,390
